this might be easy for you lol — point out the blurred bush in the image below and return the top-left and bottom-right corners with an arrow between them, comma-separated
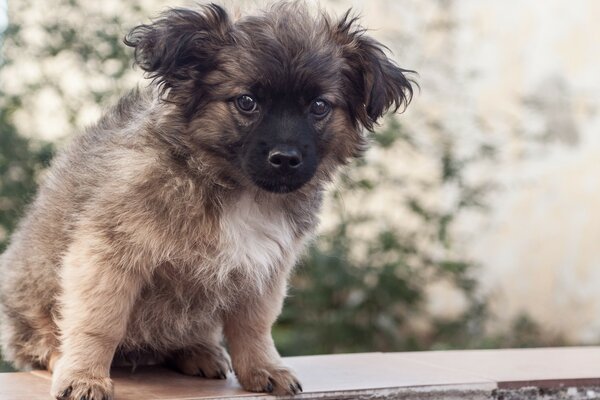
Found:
276,119 -> 565,355
276,119 -> 489,355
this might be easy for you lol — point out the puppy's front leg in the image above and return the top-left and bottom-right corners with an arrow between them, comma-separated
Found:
224,277 -> 302,396
51,239 -> 145,400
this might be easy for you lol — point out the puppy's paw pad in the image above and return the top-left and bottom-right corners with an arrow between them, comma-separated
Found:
52,374 -> 113,400
237,366 -> 302,396
173,345 -> 232,379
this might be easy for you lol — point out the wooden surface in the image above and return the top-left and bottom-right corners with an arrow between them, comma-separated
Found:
1,347 -> 599,399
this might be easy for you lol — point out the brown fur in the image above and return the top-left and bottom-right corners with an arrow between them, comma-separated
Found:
0,2 -> 414,399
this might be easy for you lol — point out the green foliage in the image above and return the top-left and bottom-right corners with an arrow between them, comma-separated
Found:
274,120 -> 559,356
274,120 -> 492,355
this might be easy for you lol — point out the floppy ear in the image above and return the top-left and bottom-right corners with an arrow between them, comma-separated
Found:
124,4 -> 231,112
333,11 -> 416,131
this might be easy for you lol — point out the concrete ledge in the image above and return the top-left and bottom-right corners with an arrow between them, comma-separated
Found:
1,347 -> 599,399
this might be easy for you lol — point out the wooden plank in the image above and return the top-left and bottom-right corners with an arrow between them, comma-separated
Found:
0,348 -> 599,399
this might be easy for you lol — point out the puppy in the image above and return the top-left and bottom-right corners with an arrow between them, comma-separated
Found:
0,2 -> 414,399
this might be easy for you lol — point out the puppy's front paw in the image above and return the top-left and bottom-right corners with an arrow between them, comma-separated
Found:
171,344 -> 232,379
51,372 -> 113,400
236,365 -> 302,396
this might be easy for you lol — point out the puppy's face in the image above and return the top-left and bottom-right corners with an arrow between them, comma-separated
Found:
125,4 -> 414,193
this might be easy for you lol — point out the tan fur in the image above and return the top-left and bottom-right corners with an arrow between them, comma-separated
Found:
0,3 -> 414,399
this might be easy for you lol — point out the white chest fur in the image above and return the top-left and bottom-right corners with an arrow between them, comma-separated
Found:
216,192 -> 301,292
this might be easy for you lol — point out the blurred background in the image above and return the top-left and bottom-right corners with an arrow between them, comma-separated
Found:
1,0 -> 599,371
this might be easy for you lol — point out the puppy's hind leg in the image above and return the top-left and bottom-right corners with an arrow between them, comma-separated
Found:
50,237 -> 145,400
168,341 -> 232,380
0,301 -> 59,371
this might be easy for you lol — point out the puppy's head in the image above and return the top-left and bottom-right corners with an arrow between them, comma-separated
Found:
125,3 -> 415,193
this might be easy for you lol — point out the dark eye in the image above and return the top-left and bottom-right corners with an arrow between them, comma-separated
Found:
236,95 -> 257,113
310,99 -> 331,117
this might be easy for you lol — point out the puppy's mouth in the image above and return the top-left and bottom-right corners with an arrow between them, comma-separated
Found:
251,177 -> 308,194
240,146 -> 319,194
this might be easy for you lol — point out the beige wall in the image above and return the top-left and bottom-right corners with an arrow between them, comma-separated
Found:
321,0 -> 600,342
453,1 -> 600,342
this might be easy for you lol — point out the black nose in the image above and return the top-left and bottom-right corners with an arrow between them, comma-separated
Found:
268,146 -> 303,169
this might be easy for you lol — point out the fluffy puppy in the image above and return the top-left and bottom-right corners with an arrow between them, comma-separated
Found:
0,2 -> 414,399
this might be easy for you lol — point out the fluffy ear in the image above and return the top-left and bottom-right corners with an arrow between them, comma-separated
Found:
124,4 -> 231,107
333,11 -> 416,131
